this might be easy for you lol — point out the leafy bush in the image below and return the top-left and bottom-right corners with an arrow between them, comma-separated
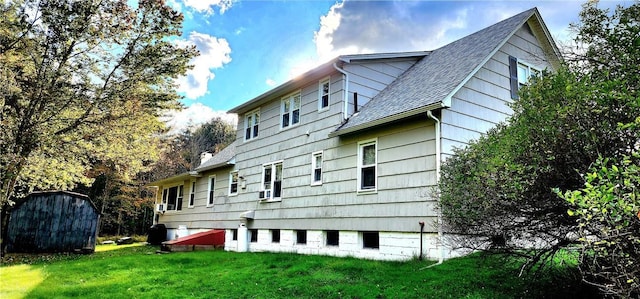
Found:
557,154 -> 640,297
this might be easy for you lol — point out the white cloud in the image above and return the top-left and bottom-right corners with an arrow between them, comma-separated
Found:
314,1 -> 477,61
163,103 -> 238,135
176,32 -> 232,99
183,0 -> 233,15
265,78 -> 277,87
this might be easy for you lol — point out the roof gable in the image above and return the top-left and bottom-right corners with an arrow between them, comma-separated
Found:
334,8 -> 554,136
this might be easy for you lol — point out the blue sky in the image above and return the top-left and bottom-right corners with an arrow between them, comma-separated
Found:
164,0 -> 627,131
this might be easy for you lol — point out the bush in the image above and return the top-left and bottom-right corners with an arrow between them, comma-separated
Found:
557,155 -> 640,297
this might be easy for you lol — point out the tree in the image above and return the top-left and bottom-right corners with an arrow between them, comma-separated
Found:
1,0 -> 197,252
438,1 -> 640,280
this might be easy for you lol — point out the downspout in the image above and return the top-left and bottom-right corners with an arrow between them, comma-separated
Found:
333,62 -> 349,120
426,110 -> 445,265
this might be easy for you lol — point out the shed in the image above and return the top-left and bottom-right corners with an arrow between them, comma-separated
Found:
6,191 -> 100,253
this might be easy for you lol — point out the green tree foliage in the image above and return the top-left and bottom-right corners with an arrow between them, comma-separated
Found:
1,0 -> 197,205
438,1 -> 640,283
557,153 -> 640,297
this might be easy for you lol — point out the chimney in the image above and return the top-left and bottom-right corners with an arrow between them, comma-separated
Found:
200,152 -> 213,164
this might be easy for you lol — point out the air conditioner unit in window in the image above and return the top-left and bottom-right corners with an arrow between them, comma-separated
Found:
155,203 -> 166,214
258,190 -> 271,200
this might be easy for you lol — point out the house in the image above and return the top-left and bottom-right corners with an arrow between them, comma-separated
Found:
148,8 -> 561,261
6,191 -> 100,253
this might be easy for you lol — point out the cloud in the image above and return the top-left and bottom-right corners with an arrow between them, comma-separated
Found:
163,103 -> 238,135
176,32 -> 232,99
182,0 -> 233,15
265,78 -> 277,87
316,2 -> 475,61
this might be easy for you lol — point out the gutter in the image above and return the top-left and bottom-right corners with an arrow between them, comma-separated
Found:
333,62 -> 349,120
426,110 -> 445,265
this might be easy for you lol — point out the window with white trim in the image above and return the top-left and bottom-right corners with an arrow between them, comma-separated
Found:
162,185 -> 184,211
319,78 -> 330,110
311,151 -> 323,185
188,181 -> 196,208
207,175 -> 215,206
261,161 -> 283,200
229,171 -> 239,196
244,110 -> 259,141
509,56 -> 542,99
281,92 -> 301,128
357,139 -> 377,192
517,61 -> 541,87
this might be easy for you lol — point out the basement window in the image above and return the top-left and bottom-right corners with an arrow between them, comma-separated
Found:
326,230 -> 339,246
232,229 -> 238,241
250,229 -> 258,243
271,229 -> 280,243
296,230 -> 307,245
362,231 -> 379,249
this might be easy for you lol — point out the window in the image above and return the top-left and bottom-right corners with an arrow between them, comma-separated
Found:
207,175 -> 215,206
509,56 -> 541,99
162,185 -> 184,211
281,92 -> 301,128
229,171 -> 239,196
188,181 -> 196,208
319,78 -> 330,110
357,139 -> 377,192
326,230 -> 339,246
250,229 -> 258,243
244,110 -> 260,140
261,162 -> 283,200
362,231 -> 379,249
311,151 -> 323,185
232,229 -> 238,241
271,229 -> 280,243
296,230 -> 307,245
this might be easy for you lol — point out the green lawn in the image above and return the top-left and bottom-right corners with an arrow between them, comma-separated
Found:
1,245 -> 597,299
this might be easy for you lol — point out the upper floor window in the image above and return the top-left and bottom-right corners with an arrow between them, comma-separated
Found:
207,175 -> 216,207
245,109 -> 259,141
229,171 -> 239,196
188,181 -> 196,208
281,92 -> 301,129
509,56 -> 541,99
162,185 -> 183,211
311,151 -> 323,185
261,161 -> 283,200
319,78 -> 330,110
357,139 -> 377,192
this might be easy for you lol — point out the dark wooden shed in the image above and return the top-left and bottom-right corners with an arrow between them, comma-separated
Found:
6,191 -> 100,253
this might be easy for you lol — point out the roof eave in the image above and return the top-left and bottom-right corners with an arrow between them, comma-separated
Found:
146,172 -> 201,187
330,102 -> 444,137
194,160 -> 236,172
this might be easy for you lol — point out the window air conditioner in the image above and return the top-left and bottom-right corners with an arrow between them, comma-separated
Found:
258,190 -> 271,200
155,203 -> 166,213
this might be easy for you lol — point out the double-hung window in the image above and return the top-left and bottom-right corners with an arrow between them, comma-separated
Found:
229,171 -> 239,196
162,185 -> 184,211
188,181 -> 196,208
509,56 -> 541,99
261,161 -> 283,200
357,139 -> 377,192
245,110 -> 259,141
207,175 -> 216,207
311,151 -> 323,185
281,92 -> 301,128
319,78 -> 330,110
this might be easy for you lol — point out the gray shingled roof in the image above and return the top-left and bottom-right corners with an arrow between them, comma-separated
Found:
194,140 -> 237,171
335,8 -> 537,134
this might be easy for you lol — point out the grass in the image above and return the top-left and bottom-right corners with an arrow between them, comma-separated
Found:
1,245 -> 599,299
